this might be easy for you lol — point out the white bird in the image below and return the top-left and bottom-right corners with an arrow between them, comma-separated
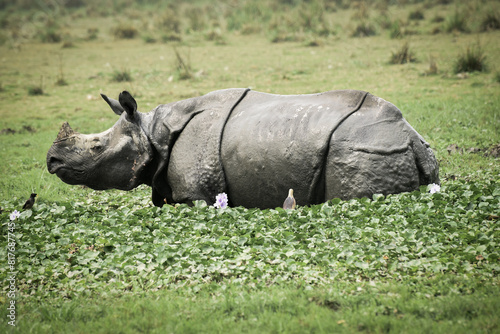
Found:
283,189 -> 296,210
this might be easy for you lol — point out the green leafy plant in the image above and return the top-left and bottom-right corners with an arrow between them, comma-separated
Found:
1,177 -> 498,300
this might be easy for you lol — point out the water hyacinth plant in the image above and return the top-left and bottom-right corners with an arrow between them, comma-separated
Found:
428,183 -> 441,194
214,192 -> 228,209
10,210 -> 20,221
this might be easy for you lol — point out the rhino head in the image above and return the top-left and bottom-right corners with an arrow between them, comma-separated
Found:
47,91 -> 155,192
47,88 -> 248,207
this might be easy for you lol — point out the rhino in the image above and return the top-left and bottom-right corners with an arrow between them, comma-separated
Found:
47,88 -> 439,209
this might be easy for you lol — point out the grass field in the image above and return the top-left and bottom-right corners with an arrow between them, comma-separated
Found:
1,0 -> 499,333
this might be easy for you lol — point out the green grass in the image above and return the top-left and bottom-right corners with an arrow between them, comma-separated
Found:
5,278 -> 500,333
0,0 -> 499,332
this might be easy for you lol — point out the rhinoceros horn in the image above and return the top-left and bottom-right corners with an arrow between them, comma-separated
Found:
55,122 -> 76,141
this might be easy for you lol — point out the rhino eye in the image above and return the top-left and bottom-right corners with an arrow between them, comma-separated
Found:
91,140 -> 103,151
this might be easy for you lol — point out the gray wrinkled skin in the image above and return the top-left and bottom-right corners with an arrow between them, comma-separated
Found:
47,89 -> 439,209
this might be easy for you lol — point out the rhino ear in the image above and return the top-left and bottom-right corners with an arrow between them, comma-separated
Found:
100,93 -> 125,116
119,91 -> 137,120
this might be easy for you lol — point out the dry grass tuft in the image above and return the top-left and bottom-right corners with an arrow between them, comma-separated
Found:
389,42 -> 417,64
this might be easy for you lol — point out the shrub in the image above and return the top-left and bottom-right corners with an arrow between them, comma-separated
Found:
269,30 -> 303,44
0,31 -> 7,45
431,26 -> 442,34
453,44 -> 487,74
431,15 -> 445,23
495,72 -> 500,83
61,40 -> 75,48
40,28 -> 62,43
64,0 -> 84,8
240,24 -> 261,35
351,1 -> 370,21
297,1 -> 331,35
226,1 -> 272,32
173,47 -> 193,80
111,69 -> 133,82
445,10 -> 469,33
142,34 -> 157,44
408,9 -> 425,21
55,78 -> 68,86
86,28 -> 99,40
28,76 -> 44,96
28,86 -> 44,96
389,20 -> 403,39
480,12 -> 500,31
376,12 -> 392,30
205,28 -> 227,45
56,54 -> 67,86
426,56 -> 438,75
155,8 -> 182,34
351,22 -> 377,37
161,33 -> 182,43
304,38 -> 324,47
184,5 -> 208,32
112,24 -> 138,39
389,42 -> 417,64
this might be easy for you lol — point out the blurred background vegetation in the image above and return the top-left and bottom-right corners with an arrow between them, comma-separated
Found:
0,0 -> 498,46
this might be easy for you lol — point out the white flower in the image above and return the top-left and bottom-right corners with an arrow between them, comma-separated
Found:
214,193 -> 228,209
10,210 -> 21,221
428,183 -> 441,194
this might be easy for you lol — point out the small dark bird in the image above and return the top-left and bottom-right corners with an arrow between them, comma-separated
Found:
22,193 -> 37,210
283,189 -> 296,210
